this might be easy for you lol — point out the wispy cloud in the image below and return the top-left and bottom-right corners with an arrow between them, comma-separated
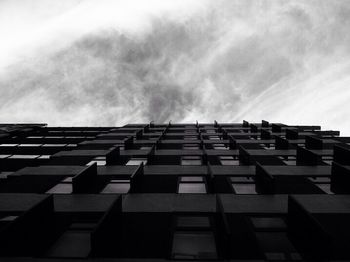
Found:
0,0 -> 349,134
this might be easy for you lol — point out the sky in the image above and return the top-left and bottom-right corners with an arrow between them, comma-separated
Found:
0,0 -> 349,135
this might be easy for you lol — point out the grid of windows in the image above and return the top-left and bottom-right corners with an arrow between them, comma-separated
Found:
0,122 -> 348,261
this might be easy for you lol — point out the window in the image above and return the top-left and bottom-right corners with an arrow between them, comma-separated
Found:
251,217 -> 287,230
126,158 -> 147,166
177,216 -> 210,228
61,177 -> 73,183
178,176 -> 206,193
308,177 -> 330,183
0,215 -> 18,222
278,156 -> 296,165
38,155 -> 51,159
86,156 -> 106,166
255,232 -> 301,261
0,172 -> 13,179
315,183 -> 333,194
220,156 -> 239,165
178,183 -> 206,194
181,176 -> 204,182
172,232 -> 217,259
172,214 -> 217,259
140,146 -> 151,150
181,156 -> 202,166
101,180 -> 130,194
46,225 -> 92,257
46,183 -> 72,194
232,184 -> 257,194
18,144 -> 42,147
322,156 -> 333,165
46,177 -> 73,194
251,214 -> 301,260
183,144 -> 199,150
261,144 -> 275,150
184,136 -> 198,140
230,176 -> 253,182
42,144 -> 67,147
213,144 -> 228,150
9,155 -> 39,159
264,252 -> 286,261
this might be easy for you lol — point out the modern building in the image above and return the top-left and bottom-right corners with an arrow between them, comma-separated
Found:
0,121 -> 349,261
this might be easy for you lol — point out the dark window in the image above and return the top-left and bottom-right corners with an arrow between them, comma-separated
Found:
181,176 -> 204,182
178,183 -> 206,194
86,158 -> 106,166
315,183 -> 333,194
101,180 -> 130,194
183,144 -> 199,150
177,216 -> 211,228
46,177 -> 73,194
251,217 -> 287,230
9,155 -> 39,159
184,136 -> 198,140
172,232 -> 217,260
213,144 -> 227,150
46,184 -> 72,194
0,215 -> 18,222
255,232 -> 300,261
220,156 -> 239,165
230,176 -> 252,182
45,231 -> 91,257
181,156 -> 202,166
232,184 -> 257,194
126,158 -> 147,165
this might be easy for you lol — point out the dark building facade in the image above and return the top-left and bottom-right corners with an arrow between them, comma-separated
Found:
0,121 -> 349,261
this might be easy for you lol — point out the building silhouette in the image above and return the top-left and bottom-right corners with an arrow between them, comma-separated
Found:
0,121 -> 349,261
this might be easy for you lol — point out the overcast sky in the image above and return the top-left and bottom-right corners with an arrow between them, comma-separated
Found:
0,0 -> 349,134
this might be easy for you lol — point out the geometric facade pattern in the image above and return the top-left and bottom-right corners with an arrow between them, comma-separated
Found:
0,121 -> 349,261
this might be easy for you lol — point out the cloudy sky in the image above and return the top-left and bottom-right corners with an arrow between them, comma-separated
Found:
0,0 -> 349,134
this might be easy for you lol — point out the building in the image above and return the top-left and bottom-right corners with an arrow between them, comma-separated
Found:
0,121 -> 349,261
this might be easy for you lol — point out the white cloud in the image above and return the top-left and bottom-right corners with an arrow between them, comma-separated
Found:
0,0 -> 350,135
